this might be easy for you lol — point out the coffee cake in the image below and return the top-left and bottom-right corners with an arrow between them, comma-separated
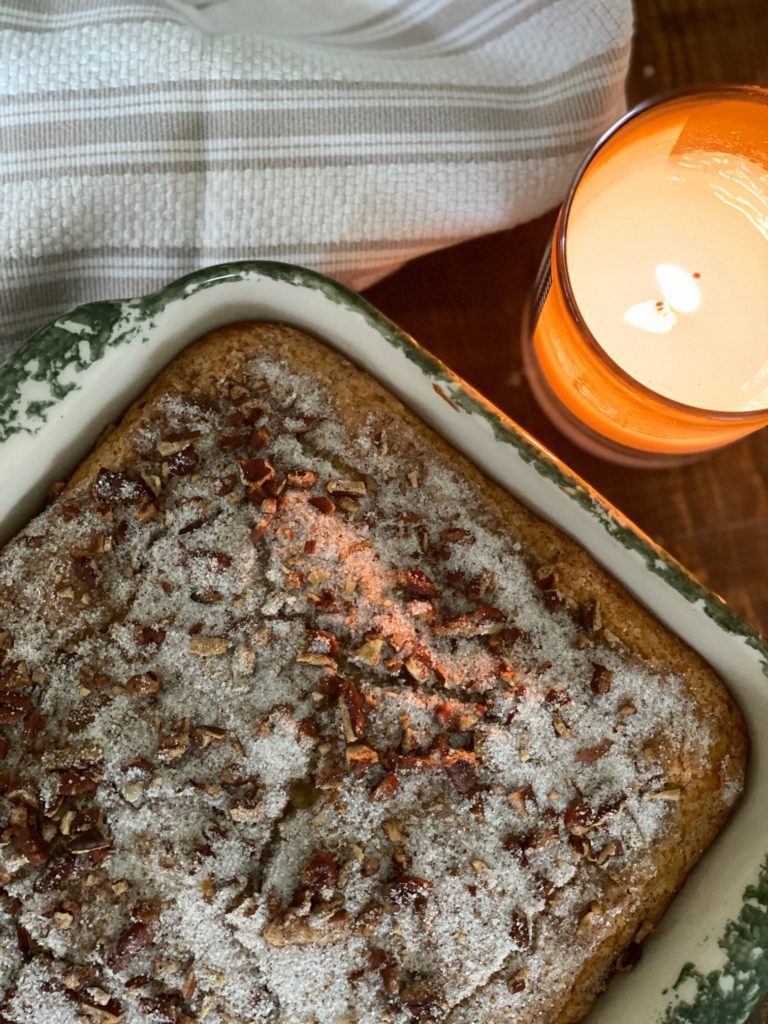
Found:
0,322 -> 747,1024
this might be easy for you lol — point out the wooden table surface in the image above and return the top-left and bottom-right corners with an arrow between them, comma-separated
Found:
365,0 -> 768,636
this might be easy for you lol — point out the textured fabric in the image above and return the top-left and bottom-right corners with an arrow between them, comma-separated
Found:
0,0 -> 632,358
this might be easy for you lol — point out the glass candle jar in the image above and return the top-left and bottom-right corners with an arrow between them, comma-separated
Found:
523,86 -> 768,466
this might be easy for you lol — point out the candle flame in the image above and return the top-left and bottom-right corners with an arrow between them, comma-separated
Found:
655,263 -> 702,313
623,265 -> 701,335
623,300 -> 677,334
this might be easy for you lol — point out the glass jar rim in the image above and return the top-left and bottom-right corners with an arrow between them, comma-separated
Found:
556,84 -> 768,422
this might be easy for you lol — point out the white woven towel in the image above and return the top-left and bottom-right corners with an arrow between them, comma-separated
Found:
0,0 -> 632,359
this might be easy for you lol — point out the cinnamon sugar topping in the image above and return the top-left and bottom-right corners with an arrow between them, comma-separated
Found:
0,338 -> 729,1024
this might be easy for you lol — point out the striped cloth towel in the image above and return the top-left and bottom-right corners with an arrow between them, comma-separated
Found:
0,0 -> 632,359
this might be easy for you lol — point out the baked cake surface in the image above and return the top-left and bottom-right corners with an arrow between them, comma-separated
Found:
0,323 -> 747,1024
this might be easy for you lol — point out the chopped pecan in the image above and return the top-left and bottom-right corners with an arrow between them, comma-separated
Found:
250,425 -> 270,450
372,772 -> 399,802
575,739 -> 612,763
507,971 -> 529,995
404,654 -> 431,683
126,672 -> 161,698
502,834 -> 529,866
134,626 -> 166,647
643,787 -> 681,801
382,964 -> 401,996
287,469 -> 318,489
306,630 -> 340,656
134,898 -> 162,922
466,571 -> 495,601
400,568 -> 437,599
442,750 -> 478,794
435,606 -> 505,638
526,822 -> 559,850
313,589 -> 341,614
361,857 -> 381,878
396,755 -> 436,774
449,704 -> 486,731
348,901 -> 382,938
264,477 -> 287,499
336,496 -> 360,513
217,432 -> 252,452
569,833 -> 592,858
339,680 -> 366,740
58,770 -> 98,796
213,471 -> 239,497
308,495 -> 335,515
76,997 -> 123,1024
326,479 -> 367,498
297,651 -> 336,670
193,550 -> 231,573
382,819 -> 407,842
354,635 -> 383,666
590,664 -> 613,694
239,398 -> 265,422
315,767 -> 345,790
487,626 -> 522,654
398,979 -> 445,1021
439,527 -> 475,545
69,827 -> 111,855
564,797 -> 623,835
509,910 -> 531,951
238,457 -> 275,490
249,505 -> 275,542
534,565 -> 557,591
11,804 -> 48,863
229,796 -> 265,823
593,839 -> 624,865
0,660 -> 31,689
406,599 -> 436,623
263,911 -> 350,947
109,921 -> 156,971
0,690 -> 33,724
370,947 -> 390,971
544,687 -> 571,707
181,967 -> 197,1001
346,744 -> 379,770
552,712 -> 572,738
72,555 -> 100,588
508,786 -> 537,814
385,876 -> 433,907
157,437 -> 197,457
34,851 -> 77,892
21,713 -> 44,748
188,636 -> 228,657
157,719 -> 191,763
167,444 -> 200,477
93,469 -> 147,507
581,598 -> 604,634
300,851 -> 340,895
191,724 -> 227,749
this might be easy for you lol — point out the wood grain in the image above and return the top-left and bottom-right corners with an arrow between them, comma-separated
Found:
364,0 -> 768,634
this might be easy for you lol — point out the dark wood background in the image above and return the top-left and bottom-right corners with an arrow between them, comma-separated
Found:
365,0 -> 768,635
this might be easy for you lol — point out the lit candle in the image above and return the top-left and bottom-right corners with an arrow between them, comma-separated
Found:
526,88 -> 768,461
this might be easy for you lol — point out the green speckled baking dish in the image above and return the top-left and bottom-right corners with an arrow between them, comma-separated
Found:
0,261 -> 766,1023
